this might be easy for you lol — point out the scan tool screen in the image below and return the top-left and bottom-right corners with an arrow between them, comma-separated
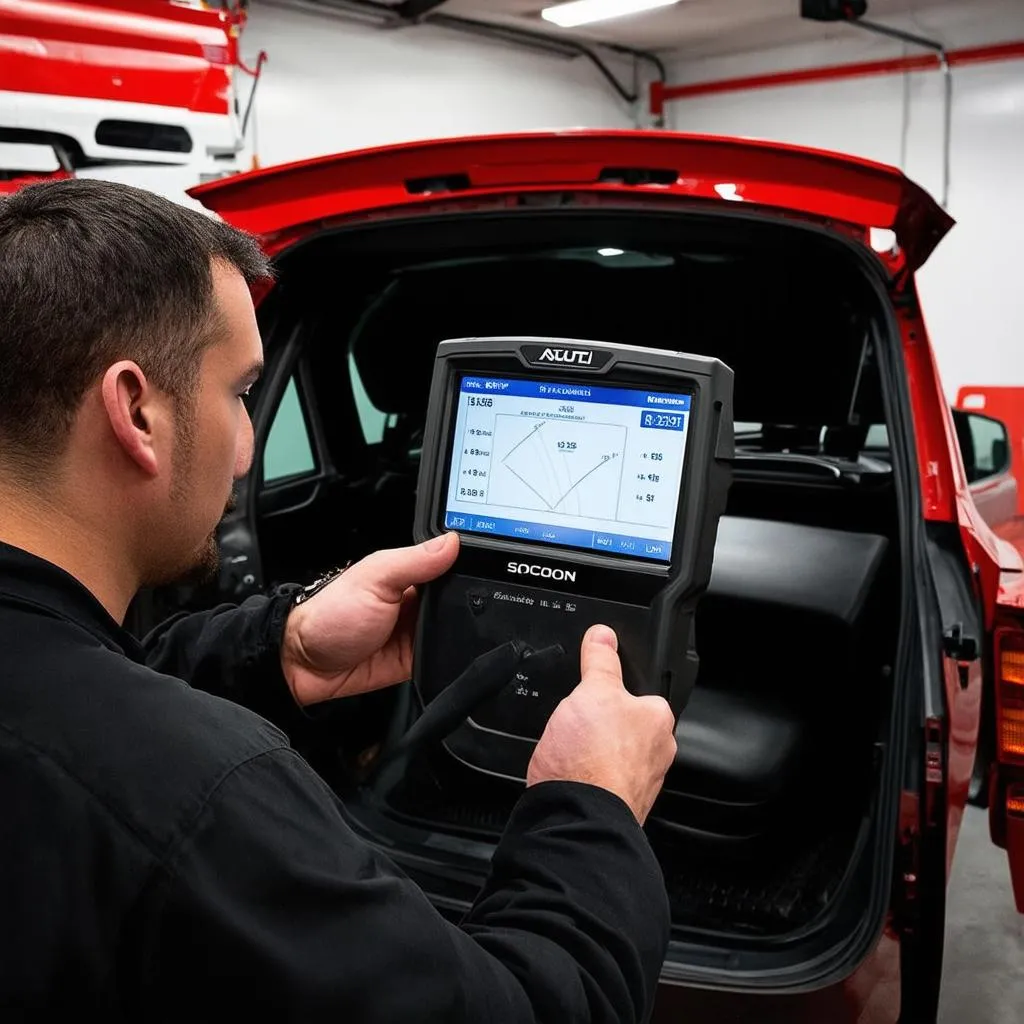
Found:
442,374 -> 692,562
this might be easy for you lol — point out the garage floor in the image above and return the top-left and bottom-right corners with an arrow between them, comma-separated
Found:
939,806 -> 1024,1022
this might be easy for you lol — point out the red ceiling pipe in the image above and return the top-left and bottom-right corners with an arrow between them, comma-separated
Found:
650,39 -> 1024,116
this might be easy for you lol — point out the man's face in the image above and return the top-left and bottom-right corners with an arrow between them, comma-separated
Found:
146,262 -> 262,587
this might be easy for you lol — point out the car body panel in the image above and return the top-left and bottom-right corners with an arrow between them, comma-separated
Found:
0,0 -> 239,115
653,928 -> 902,1023
952,387 -> 1024,907
970,472 -> 1019,544
998,564 -> 1024,611
189,128 -> 953,272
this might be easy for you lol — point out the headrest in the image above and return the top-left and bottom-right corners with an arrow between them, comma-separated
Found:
707,516 -> 889,625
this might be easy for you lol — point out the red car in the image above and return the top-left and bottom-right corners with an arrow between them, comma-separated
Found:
135,130 -> 1024,1023
954,386 -> 1024,556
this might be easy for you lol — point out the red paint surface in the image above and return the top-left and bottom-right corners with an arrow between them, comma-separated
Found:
894,296 -> 1005,612
0,0 -> 244,114
189,129 -> 953,272
653,928 -> 902,1023
957,389 -> 1024,910
651,40 -> 1024,114
996,519 -> 1024,557
0,168 -> 72,194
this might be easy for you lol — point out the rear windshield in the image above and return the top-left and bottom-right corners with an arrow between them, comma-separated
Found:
282,211 -> 893,467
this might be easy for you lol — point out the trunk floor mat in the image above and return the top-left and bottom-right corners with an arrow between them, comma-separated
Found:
384,773 -> 857,936
657,826 -> 856,934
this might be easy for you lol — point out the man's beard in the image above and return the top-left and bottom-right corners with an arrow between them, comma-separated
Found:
142,395 -> 240,589
172,486 -> 238,588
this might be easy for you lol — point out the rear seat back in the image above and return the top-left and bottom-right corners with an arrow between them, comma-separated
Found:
696,517 -> 890,704
707,517 -> 889,622
658,517 -> 891,846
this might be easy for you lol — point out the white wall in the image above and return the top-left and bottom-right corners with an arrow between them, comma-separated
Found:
243,0 -> 642,168
663,1 -> 1024,399
80,0 -> 642,206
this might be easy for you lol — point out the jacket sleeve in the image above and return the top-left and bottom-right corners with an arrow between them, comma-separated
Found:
139,749 -> 670,1024
138,587 -> 315,735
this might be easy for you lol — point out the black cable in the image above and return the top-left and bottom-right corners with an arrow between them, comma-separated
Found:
372,639 -> 564,798
308,0 -> 667,107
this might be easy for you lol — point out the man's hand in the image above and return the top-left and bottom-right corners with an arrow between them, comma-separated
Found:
527,624 -> 677,825
280,533 -> 459,706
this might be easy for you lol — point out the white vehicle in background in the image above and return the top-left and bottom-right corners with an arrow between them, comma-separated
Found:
0,0 -> 265,183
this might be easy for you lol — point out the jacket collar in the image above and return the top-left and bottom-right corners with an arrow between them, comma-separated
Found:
0,539 -> 145,661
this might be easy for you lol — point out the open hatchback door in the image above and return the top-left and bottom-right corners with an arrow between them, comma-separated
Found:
179,130 -> 1020,1020
190,129 -> 953,271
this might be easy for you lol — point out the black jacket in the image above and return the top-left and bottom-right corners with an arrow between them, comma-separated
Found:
0,540 -> 670,1021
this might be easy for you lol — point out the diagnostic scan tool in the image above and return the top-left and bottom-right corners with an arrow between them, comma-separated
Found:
411,337 -> 733,782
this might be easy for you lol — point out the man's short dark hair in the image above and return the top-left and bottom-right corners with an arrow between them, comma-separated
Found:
0,177 -> 271,476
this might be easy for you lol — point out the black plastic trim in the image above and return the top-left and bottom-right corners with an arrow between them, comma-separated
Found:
95,119 -> 192,153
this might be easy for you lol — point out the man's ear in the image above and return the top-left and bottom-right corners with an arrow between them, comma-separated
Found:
100,361 -> 163,477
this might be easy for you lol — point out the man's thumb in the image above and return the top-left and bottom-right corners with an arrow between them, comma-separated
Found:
348,532 -> 459,601
579,624 -> 624,689
424,533 -> 455,555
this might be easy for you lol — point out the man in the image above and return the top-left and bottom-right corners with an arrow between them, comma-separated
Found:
0,178 -> 678,1020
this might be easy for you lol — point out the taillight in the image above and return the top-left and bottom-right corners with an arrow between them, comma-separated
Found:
997,629 -> 1024,764
1008,785 -> 1024,817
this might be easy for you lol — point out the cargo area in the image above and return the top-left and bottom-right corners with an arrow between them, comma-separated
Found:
247,204 -> 908,971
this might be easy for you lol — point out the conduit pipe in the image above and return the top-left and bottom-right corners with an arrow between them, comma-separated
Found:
270,0 -> 667,119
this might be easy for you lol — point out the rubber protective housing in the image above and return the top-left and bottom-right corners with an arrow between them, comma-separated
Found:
412,337 -> 734,782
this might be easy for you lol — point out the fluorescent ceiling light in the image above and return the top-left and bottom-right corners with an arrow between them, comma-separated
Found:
542,0 -> 680,30
597,247 -> 625,256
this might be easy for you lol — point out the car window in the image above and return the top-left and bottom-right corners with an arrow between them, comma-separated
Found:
864,424 -> 889,449
966,414 -> 1009,478
0,141 -> 60,179
263,377 -> 316,484
349,349 -> 392,445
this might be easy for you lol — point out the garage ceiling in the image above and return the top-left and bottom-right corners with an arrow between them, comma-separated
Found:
421,0 -> 953,57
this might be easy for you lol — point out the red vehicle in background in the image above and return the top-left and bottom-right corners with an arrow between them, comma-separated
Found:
0,0 -> 264,180
118,129 -> 1024,1022
950,385 -> 1024,823
954,386 -> 1024,553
